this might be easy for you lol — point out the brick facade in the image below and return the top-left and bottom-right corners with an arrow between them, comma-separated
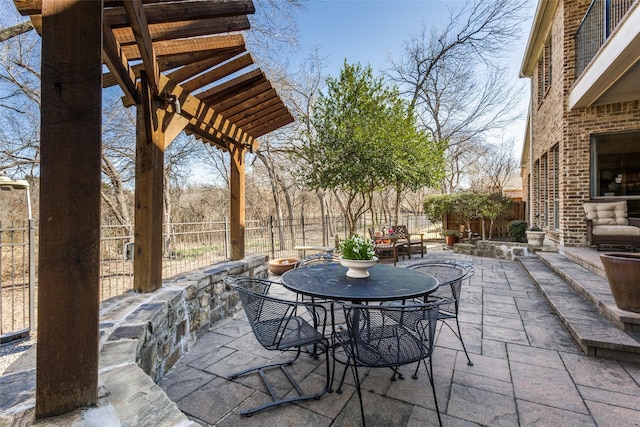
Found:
526,0 -> 640,248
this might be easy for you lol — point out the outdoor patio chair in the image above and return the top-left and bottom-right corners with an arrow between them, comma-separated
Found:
368,228 -> 399,265
297,252 -> 341,266
409,261 -> 475,366
392,225 -> 425,258
295,253 -> 342,338
332,300 -> 446,426
223,276 -> 331,416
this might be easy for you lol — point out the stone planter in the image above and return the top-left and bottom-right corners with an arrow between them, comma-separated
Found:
526,230 -> 545,248
268,257 -> 299,275
339,257 -> 378,278
600,253 -> 640,313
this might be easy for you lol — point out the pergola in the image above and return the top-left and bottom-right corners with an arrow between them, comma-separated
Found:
12,0 -> 293,418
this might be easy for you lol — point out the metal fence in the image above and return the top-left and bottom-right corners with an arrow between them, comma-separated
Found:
575,0 -> 636,78
0,220 -> 35,344
1,214 -> 439,343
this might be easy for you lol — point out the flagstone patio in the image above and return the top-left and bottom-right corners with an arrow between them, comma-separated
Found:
159,252 -> 640,426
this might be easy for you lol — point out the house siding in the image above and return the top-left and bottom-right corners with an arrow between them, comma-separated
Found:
527,0 -> 640,248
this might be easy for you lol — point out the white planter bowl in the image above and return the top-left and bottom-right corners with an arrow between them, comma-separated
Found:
339,257 -> 378,278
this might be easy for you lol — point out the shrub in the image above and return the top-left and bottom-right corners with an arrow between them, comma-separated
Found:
507,220 -> 528,242
339,234 -> 375,260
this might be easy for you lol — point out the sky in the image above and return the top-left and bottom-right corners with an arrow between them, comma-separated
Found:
289,0 -> 536,158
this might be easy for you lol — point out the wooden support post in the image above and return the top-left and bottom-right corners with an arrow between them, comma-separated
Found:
36,0 -> 103,417
134,71 -> 165,292
230,144 -> 245,260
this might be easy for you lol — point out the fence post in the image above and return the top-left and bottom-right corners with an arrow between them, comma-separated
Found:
269,215 -> 275,259
301,214 -> 306,246
224,216 -> 229,259
28,219 -> 36,335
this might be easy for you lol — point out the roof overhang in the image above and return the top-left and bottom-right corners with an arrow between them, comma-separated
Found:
520,0 -> 560,78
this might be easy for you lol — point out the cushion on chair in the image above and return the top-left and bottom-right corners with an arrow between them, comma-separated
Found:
591,225 -> 640,236
584,201 -> 629,226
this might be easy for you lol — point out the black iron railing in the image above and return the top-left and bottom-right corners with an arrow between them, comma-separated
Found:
575,0 -> 637,78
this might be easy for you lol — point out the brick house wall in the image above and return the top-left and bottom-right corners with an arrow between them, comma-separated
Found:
526,0 -> 640,248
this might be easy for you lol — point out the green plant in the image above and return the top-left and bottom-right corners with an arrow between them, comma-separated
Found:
507,220 -> 528,243
339,234 -> 375,260
441,230 -> 460,237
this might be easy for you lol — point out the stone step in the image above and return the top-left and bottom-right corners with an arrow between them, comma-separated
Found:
537,252 -> 640,333
519,256 -> 640,364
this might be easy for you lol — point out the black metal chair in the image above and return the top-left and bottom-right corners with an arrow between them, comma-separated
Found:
409,261 -> 475,366
297,252 -> 341,266
294,252 -> 345,352
224,276 -> 331,416
332,300 -> 446,427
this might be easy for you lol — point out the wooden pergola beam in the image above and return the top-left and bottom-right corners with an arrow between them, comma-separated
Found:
121,33 -> 245,60
102,18 -> 138,105
123,0 -> 159,90
165,48 -> 245,84
157,73 -> 253,147
112,15 -> 250,45
182,52 -> 254,93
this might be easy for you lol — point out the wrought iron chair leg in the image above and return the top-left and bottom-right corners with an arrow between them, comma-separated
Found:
228,345 -> 331,416
426,357 -> 443,427
453,317 -> 473,366
351,360 -> 367,427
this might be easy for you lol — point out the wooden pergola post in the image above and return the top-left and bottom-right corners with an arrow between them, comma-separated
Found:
36,0 -> 102,417
230,144 -> 245,260
134,71 -> 165,292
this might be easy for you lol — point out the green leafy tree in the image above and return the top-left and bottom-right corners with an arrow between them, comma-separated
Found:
479,193 -> 512,239
306,61 -> 443,233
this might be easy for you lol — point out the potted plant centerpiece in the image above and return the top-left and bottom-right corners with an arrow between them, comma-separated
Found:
525,226 -> 545,248
339,234 -> 378,278
442,230 -> 460,247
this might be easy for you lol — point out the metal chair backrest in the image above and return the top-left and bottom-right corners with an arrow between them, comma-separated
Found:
409,261 -> 474,314
225,276 -> 324,350
297,253 -> 340,267
339,301 -> 441,367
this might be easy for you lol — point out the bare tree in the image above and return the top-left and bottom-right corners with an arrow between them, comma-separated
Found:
469,138 -> 519,194
386,0 -> 529,192
0,21 -> 33,42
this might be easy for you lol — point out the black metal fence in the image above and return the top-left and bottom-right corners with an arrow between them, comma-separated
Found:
575,0 -> 636,78
1,214 -> 440,343
0,220 -> 36,344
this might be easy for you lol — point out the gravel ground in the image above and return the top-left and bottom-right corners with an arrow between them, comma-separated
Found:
0,335 -> 35,375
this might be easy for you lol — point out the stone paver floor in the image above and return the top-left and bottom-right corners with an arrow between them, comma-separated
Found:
159,252 -> 640,426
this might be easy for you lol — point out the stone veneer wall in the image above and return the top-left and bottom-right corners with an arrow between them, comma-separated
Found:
110,254 -> 269,383
453,241 -> 546,261
0,255 -> 268,426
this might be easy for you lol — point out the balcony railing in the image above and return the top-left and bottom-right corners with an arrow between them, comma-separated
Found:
574,0 -> 637,78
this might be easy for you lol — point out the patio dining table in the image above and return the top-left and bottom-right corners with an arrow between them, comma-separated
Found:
281,262 -> 440,393
280,263 -> 439,303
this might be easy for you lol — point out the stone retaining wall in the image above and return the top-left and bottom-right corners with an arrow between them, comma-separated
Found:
103,254 -> 269,383
453,240 -> 542,260
0,255 -> 268,426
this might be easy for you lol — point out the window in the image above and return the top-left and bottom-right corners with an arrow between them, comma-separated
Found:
540,153 -> 548,227
551,145 -> 560,230
537,37 -> 552,104
591,132 -> 640,198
